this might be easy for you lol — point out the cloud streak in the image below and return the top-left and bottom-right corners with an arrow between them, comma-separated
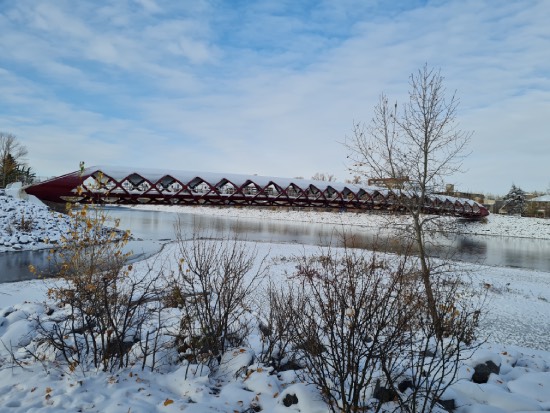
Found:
0,0 -> 549,194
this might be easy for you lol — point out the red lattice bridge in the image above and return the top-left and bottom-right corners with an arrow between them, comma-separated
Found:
25,166 -> 489,218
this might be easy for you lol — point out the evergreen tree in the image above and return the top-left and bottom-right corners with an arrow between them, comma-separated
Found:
0,153 -> 18,187
502,184 -> 526,215
0,132 -> 31,187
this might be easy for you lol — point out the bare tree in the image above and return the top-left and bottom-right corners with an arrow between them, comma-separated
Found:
311,172 -> 337,182
0,132 -> 29,187
346,175 -> 362,185
345,64 -> 473,337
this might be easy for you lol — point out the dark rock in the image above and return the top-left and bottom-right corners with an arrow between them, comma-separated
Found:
278,359 -> 302,372
243,403 -> 262,413
423,349 -> 436,358
437,398 -> 456,412
258,322 -> 271,337
282,393 -> 298,407
398,379 -> 414,393
373,380 -> 397,403
472,360 -> 500,384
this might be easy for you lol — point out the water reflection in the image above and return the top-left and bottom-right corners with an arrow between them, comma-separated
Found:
2,207 -> 550,283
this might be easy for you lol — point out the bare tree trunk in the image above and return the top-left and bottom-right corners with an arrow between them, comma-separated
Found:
344,64 -> 472,339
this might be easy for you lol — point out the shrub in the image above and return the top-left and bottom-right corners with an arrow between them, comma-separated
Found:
32,204 -> 164,372
169,227 -> 268,371
287,249 -> 483,413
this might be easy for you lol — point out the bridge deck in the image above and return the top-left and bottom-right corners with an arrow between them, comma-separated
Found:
25,166 -> 489,218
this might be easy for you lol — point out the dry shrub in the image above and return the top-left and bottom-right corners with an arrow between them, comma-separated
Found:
32,204 -> 164,372
286,249 -> 482,413
257,279 -> 306,370
169,226 -> 268,371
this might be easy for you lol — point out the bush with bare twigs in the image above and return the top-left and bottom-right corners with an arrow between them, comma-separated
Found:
167,227 -> 269,372
30,204 -> 165,373
286,249 -> 482,413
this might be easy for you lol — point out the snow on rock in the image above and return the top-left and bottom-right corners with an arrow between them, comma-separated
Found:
215,348 -> 255,381
453,380 -> 542,412
276,383 -> 328,413
0,193 -> 73,252
465,349 -> 503,369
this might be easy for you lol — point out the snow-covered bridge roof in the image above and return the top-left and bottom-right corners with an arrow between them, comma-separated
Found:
25,166 -> 489,218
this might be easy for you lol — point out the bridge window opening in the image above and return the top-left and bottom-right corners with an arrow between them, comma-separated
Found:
60,196 -> 84,203
357,189 -> 372,202
83,176 -> 98,190
242,182 -> 259,196
323,186 -> 337,199
342,187 -> 355,200
188,177 -> 211,194
127,173 -> 145,187
306,184 -> 321,198
83,175 -> 116,193
167,182 -> 183,192
443,200 -> 453,211
121,174 -> 151,193
193,182 -> 211,194
218,181 -> 237,195
264,183 -> 280,196
285,184 -> 302,198
156,175 -> 177,192
386,191 -> 398,204
372,191 -> 387,205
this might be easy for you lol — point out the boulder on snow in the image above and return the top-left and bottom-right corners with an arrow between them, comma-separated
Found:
18,235 -> 31,244
282,393 -> 298,407
373,379 -> 397,403
437,398 -> 456,412
215,348 -> 255,380
472,360 -> 500,384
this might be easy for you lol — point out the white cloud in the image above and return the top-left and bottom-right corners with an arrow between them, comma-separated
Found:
0,0 -> 549,194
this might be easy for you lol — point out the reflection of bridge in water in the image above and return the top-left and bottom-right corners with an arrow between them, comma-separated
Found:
25,166 -> 489,219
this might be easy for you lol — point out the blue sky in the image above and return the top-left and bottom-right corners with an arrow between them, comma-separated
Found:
1,0 -> 549,195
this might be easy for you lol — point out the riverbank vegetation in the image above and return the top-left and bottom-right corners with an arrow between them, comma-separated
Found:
0,132 -> 35,188
6,201 -> 487,413
1,199 -> 550,411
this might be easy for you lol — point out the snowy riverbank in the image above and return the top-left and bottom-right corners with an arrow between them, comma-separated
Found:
1,240 -> 550,412
0,192 -> 72,252
1,193 -> 550,412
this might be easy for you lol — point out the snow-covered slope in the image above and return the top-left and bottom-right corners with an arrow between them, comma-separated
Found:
1,194 -> 550,412
0,192 -> 72,252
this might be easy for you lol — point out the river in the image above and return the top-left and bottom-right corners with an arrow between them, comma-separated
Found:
1,207 -> 550,283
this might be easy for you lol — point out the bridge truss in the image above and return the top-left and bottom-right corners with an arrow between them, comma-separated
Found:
25,166 -> 489,218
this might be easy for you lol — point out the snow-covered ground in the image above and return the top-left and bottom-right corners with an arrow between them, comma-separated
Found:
1,194 -> 550,412
0,192 -> 73,252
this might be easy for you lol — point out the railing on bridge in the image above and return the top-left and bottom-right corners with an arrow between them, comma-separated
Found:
24,166 -> 489,218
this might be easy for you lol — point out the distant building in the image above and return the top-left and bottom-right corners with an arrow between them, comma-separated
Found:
367,177 -> 410,189
438,184 -> 485,204
526,195 -> 550,218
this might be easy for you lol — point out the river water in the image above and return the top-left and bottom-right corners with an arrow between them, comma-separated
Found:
2,207 -> 550,283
